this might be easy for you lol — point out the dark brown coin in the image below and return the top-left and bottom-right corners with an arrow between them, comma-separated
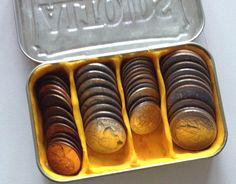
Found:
45,115 -> 77,132
84,111 -> 124,128
161,50 -> 208,73
43,106 -> 74,122
76,70 -> 116,87
75,63 -> 115,80
165,68 -> 211,87
130,101 -> 162,135
41,93 -> 73,113
168,99 -> 215,120
85,117 -> 127,154
163,60 -> 210,80
80,95 -> 122,115
83,104 -> 122,125
167,84 -> 215,110
79,86 -> 121,106
167,78 -> 212,96
77,78 -> 119,96
170,107 -> 217,151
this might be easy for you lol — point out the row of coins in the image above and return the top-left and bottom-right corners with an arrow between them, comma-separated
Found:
36,74 -> 82,176
161,50 -> 217,151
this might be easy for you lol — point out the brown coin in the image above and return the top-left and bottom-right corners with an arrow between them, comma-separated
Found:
80,95 -> 122,115
170,107 -> 217,151
84,110 -> 124,128
161,50 -> 208,73
166,78 -> 212,96
77,78 -> 118,96
83,104 -> 122,125
85,117 -> 127,154
79,86 -> 121,106
127,87 -> 159,111
130,101 -> 162,135
47,140 -> 82,176
75,63 -> 115,80
167,84 -> 215,110
165,68 -> 211,87
43,106 -> 74,122
168,99 -> 215,120
76,70 -> 116,87
163,60 -> 210,80
41,93 -> 73,113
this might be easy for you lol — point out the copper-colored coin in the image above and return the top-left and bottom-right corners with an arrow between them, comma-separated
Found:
130,101 -> 162,135
84,110 -> 124,127
47,140 -> 82,176
170,107 -> 217,151
77,78 -> 118,96
79,86 -> 121,106
83,104 -> 122,125
163,60 -> 210,80
41,93 -> 73,113
167,78 -> 212,96
161,50 -> 208,73
43,106 -> 74,122
80,95 -> 122,115
165,68 -> 211,87
167,84 -> 215,110
75,63 -> 115,80
76,70 -> 116,87
168,99 -> 215,120
85,117 -> 127,154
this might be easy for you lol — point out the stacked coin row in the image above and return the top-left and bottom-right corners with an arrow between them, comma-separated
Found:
161,50 -> 217,151
36,74 -> 82,176
121,57 -> 162,135
75,63 -> 127,154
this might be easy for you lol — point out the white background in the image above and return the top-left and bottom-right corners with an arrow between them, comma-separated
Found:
0,1 -> 235,184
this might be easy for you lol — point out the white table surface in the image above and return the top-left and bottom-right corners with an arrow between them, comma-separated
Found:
0,1 -> 235,184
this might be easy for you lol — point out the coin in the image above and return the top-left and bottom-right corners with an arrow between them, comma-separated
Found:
79,86 -> 121,106
170,107 -> 217,151
47,140 -> 82,175
43,106 -> 74,122
130,101 -> 162,135
167,84 -> 215,110
76,70 -> 116,87
161,50 -> 208,73
85,117 -> 127,154
75,63 -> 115,80
168,99 -> 215,120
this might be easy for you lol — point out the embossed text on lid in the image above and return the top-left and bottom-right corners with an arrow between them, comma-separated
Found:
14,0 -> 204,63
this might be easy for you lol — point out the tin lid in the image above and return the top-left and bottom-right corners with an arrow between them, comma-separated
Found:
14,0 -> 204,63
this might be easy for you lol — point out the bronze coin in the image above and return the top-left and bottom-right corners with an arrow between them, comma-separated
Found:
45,115 -> 77,132
80,95 -> 122,115
47,140 -> 82,176
76,70 -> 116,87
85,117 -> 127,154
161,50 -> 208,73
75,63 -> 115,80
170,107 -> 217,151
163,60 -> 210,80
167,78 -> 212,96
127,87 -> 160,111
84,110 -> 124,128
79,86 -> 121,106
130,101 -> 162,135
77,78 -> 119,96
41,93 -> 73,113
43,106 -> 74,122
167,84 -> 215,110
168,99 -> 215,120
83,104 -> 122,125
165,68 -> 211,87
